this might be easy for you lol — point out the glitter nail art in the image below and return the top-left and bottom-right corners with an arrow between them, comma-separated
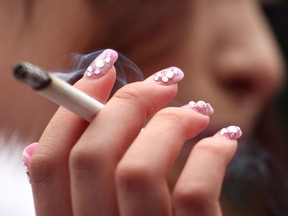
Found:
152,67 -> 184,85
85,49 -> 118,79
218,126 -> 242,140
186,100 -> 214,116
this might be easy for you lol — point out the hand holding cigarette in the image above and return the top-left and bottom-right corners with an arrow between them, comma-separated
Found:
18,49 -> 241,216
13,61 -> 105,122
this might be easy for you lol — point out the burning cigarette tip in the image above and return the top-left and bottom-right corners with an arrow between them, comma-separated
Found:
12,62 -> 51,90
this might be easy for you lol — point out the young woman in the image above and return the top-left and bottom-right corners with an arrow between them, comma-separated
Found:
1,0 -> 287,215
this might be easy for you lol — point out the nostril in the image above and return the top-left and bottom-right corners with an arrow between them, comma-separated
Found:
213,41 -> 285,100
220,76 -> 258,97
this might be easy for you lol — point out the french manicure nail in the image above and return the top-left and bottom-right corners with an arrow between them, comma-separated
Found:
22,142 -> 37,177
152,67 -> 184,85
184,100 -> 214,116
216,126 -> 242,140
84,49 -> 118,79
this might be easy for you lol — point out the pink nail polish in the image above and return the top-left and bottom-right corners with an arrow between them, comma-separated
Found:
22,142 -> 37,177
216,126 -> 242,140
84,49 -> 118,79
184,100 -> 214,116
152,67 -> 184,85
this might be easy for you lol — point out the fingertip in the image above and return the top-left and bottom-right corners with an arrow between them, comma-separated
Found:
145,67 -> 184,86
22,142 -> 38,167
214,125 -> 242,140
83,49 -> 118,80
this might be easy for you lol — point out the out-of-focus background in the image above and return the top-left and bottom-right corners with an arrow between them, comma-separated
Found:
264,1 -> 288,136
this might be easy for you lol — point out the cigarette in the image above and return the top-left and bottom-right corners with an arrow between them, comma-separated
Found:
12,62 -> 104,122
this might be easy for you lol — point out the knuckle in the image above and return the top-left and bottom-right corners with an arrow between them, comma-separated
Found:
155,108 -> 185,124
29,153 -> 56,184
113,84 -> 143,104
195,139 -> 226,159
195,138 -> 237,165
173,185 -> 212,211
116,162 -> 156,192
69,147 -> 104,172
153,108 -> 193,138
112,83 -> 160,117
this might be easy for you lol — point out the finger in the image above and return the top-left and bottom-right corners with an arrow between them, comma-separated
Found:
173,126 -> 242,216
29,49 -> 118,216
115,104 -> 211,216
69,67 -> 184,216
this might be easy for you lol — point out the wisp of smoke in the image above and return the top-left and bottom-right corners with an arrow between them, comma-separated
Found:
223,139 -> 288,215
53,50 -> 144,95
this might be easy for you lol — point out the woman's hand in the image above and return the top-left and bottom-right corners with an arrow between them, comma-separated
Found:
24,49 -> 241,216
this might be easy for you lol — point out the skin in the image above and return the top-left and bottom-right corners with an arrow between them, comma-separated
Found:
0,0 -> 103,138
0,0 -> 285,215
29,65 -> 238,216
0,0 -> 284,139
111,0 -> 284,136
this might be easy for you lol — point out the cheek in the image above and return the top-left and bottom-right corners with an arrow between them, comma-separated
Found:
101,1 -> 191,62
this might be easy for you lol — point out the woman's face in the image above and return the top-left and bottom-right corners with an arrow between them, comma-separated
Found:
0,0 -> 285,138
111,0 -> 285,136
176,0 -> 284,136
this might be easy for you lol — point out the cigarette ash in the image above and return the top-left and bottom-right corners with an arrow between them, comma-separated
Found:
52,50 -> 143,96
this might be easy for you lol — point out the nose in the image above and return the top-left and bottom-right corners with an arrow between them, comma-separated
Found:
214,43 -> 284,99
212,5 -> 285,100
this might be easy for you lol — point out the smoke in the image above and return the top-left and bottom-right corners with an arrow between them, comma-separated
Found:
52,50 -> 144,95
222,139 -> 288,215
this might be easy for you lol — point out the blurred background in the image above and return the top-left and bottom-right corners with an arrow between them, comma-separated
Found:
264,0 -> 288,136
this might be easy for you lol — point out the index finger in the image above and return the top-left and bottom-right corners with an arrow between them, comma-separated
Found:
29,49 -> 118,216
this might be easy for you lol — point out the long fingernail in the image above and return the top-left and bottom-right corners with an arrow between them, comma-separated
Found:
84,49 -> 118,79
150,67 -> 184,85
216,126 -> 242,140
183,100 -> 214,116
22,142 -> 37,177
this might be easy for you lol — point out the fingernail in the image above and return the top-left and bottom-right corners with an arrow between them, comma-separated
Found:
150,67 -> 184,85
22,142 -> 37,177
84,49 -> 118,79
183,100 -> 214,116
216,126 -> 242,140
